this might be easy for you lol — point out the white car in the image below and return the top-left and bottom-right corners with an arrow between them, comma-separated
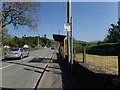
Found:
4,48 -> 29,59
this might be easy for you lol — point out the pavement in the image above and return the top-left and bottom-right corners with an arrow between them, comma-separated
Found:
38,53 -> 63,88
37,50 -> 79,89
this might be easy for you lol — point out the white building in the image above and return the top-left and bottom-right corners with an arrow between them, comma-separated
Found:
23,44 -> 29,48
4,45 -> 10,49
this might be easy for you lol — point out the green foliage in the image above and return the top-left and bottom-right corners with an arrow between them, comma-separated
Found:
86,43 -> 120,56
73,38 -> 88,53
105,18 -> 120,43
3,35 -> 54,48
73,38 -> 99,53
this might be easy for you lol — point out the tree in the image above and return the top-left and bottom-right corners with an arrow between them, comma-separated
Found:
44,34 -> 47,39
1,2 -> 40,30
73,38 -> 85,53
104,19 -> 120,43
2,29 -> 11,38
2,28 -> 12,46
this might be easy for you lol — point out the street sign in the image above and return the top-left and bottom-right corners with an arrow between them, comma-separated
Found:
64,23 -> 70,32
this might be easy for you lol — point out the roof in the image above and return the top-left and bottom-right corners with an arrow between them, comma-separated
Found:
53,34 -> 66,42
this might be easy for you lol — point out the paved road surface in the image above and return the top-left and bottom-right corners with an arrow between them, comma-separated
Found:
38,50 -> 63,88
0,48 -> 53,88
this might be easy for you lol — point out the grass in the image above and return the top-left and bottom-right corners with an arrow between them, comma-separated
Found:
75,53 -> 118,75
1,49 -> 8,55
0,48 -> 5,59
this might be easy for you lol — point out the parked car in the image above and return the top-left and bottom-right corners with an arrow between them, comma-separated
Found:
4,48 -> 29,59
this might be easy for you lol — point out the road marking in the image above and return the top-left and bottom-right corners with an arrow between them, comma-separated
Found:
0,64 -> 14,70
1,57 -> 33,70
33,83 -> 37,88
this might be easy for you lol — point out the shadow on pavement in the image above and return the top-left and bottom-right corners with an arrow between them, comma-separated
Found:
24,68 -> 43,74
28,58 -> 51,63
53,53 -> 76,88
3,60 -> 45,70
1,88 -> 15,90
1,58 -> 21,61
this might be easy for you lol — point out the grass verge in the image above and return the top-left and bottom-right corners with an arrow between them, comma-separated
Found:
75,53 -> 118,75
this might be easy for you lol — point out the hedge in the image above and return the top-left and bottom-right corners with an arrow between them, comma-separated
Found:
86,43 -> 120,56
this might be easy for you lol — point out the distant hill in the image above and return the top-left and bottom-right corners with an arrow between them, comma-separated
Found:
89,40 -> 103,44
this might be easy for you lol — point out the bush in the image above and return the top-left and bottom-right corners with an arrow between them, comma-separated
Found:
86,43 -> 120,56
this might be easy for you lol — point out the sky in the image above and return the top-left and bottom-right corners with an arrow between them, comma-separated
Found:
1,0 -> 120,2
6,2 -> 118,42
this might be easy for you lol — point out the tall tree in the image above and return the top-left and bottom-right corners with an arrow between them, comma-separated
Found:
1,2 -> 40,30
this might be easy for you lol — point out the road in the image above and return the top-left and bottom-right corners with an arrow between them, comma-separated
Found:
0,48 -> 53,88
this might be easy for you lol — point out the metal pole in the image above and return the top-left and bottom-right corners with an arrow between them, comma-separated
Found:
70,17 -> 73,72
67,0 -> 73,72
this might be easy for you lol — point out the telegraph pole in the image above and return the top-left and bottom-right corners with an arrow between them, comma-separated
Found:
67,0 -> 71,67
67,0 -> 73,72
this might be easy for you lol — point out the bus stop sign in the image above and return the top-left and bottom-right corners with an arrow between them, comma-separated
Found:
64,23 -> 70,32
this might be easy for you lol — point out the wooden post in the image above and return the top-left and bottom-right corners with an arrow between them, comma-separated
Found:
83,46 -> 86,63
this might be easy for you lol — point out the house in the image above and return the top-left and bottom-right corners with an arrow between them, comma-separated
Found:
23,44 -> 29,48
4,45 -> 10,49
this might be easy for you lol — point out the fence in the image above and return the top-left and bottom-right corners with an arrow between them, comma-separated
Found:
74,43 -> 120,76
